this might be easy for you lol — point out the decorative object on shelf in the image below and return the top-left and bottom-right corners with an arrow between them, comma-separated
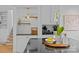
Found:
31,27 -> 38,35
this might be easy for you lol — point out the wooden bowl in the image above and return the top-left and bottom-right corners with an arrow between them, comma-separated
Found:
43,41 -> 70,48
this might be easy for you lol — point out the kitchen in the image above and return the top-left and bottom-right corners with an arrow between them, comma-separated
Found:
14,5 -> 79,53
0,5 -> 79,53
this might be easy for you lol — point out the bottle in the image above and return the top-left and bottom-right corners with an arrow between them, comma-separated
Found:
63,33 -> 69,44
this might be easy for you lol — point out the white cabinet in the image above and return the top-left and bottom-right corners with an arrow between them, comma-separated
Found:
16,36 -> 30,53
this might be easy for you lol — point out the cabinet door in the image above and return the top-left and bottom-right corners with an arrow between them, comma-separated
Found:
16,36 -> 30,53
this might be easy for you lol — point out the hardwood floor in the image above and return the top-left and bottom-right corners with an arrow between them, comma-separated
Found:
0,44 -> 12,53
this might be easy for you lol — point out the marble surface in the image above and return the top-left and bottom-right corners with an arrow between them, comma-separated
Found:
24,38 -> 79,53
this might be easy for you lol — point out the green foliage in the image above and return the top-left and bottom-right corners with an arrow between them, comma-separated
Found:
57,25 -> 64,36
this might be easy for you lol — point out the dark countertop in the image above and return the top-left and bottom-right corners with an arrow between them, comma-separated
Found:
24,38 -> 79,53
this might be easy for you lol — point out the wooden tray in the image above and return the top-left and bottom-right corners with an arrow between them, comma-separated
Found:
44,41 -> 70,48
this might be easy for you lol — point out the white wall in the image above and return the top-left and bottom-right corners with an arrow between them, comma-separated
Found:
59,5 -> 79,41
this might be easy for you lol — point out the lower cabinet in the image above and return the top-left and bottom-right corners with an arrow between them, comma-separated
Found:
16,36 -> 30,53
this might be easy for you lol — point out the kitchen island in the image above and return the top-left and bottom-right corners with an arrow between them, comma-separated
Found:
24,38 -> 79,53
